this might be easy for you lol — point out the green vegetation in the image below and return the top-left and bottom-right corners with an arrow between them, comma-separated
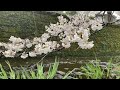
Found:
0,58 -> 120,79
0,11 -> 58,41
0,61 -> 59,79
0,60 -> 73,79
80,59 -> 113,79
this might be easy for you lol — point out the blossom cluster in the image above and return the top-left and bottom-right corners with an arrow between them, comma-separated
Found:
0,11 -> 103,59
0,36 -> 59,59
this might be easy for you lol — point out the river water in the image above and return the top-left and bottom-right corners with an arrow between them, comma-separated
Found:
0,55 -> 114,73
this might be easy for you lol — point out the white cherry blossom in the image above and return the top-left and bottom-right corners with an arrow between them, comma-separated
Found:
0,11 -> 104,59
21,52 -> 28,59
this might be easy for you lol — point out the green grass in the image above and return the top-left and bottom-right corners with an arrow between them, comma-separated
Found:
0,59 -> 73,79
79,59 -> 118,79
81,61 -> 104,79
1,58 -> 120,79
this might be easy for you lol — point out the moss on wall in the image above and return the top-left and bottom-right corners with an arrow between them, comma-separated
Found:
0,11 -> 58,42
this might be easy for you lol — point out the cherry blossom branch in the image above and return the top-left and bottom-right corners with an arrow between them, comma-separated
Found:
0,11 -> 104,59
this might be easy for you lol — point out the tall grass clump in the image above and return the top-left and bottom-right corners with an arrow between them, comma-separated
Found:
0,59 -> 73,79
80,59 -> 114,79
0,60 -> 59,79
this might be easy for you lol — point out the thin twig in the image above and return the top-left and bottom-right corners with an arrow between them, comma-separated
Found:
74,47 -> 80,51
36,53 -> 48,65
29,53 -> 49,69
29,46 -> 64,69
